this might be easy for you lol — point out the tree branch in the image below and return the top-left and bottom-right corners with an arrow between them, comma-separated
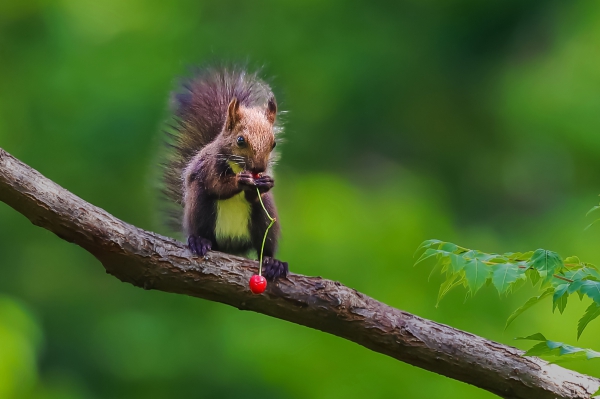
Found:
0,147 -> 598,399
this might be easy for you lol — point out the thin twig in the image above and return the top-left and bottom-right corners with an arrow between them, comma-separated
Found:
256,187 -> 276,276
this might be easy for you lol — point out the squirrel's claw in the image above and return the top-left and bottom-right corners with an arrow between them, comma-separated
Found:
188,235 -> 212,257
262,256 -> 289,281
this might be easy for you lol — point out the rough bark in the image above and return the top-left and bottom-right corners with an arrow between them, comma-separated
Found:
0,147 -> 598,399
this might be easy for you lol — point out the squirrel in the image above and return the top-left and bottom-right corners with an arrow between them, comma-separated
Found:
162,66 -> 289,281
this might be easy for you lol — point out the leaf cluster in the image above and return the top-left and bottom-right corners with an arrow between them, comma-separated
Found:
516,334 -> 600,397
516,333 -> 600,361
415,240 -> 600,338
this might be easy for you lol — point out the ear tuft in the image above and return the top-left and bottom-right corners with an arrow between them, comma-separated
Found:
266,96 -> 277,124
226,97 -> 240,130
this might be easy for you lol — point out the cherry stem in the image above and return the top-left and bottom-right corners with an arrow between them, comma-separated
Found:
257,188 -> 276,276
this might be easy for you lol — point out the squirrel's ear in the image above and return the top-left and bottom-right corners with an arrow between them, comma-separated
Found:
266,96 -> 277,124
226,97 -> 240,130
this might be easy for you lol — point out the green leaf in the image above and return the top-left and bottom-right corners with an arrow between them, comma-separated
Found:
510,273 -> 528,292
427,255 -> 449,281
437,273 -> 465,306
584,219 -> 600,230
564,266 -> 600,282
414,239 -> 446,258
517,334 -> 600,364
439,242 -> 458,252
491,263 -> 522,295
552,284 -> 569,314
563,255 -> 582,265
505,288 -> 553,329
529,249 -> 563,283
515,333 -> 546,341
523,342 -> 552,357
449,253 -> 466,273
578,302 -> 600,339
587,205 -> 600,217
584,280 -> 600,304
526,267 -> 541,286
557,344 -> 583,356
415,248 -> 439,266
568,279 -> 600,304
464,258 -> 490,295
505,251 -> 534,262
469,251 -> 502,262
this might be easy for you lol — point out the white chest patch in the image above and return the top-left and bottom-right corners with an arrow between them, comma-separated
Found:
215,192 -> 251,244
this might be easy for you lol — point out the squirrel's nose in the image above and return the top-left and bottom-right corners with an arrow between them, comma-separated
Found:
251,162 -> 267,174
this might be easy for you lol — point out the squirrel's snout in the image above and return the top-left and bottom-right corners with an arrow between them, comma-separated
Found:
250,161 -> 267,175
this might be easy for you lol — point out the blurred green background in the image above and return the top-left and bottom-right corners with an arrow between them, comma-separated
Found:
1,0 -> 600,398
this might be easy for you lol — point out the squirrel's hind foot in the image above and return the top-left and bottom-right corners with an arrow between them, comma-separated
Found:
188,235 -> 212,257
262,257 -> 289,281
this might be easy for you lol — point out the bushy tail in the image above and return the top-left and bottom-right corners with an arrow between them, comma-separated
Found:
161,65 -> 277,232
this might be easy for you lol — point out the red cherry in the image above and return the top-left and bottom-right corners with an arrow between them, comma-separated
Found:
249,275 -> 267,294
252,172 -> 261,180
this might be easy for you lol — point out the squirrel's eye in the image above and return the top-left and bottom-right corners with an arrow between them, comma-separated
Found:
272,142 -> 277,150
236,136 -> 246,147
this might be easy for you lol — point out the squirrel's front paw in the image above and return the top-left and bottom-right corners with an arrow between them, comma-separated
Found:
237,172 -> 256,189
262,257 -> 289,281
187,235 -> 212,257
254,175 -> 274,193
